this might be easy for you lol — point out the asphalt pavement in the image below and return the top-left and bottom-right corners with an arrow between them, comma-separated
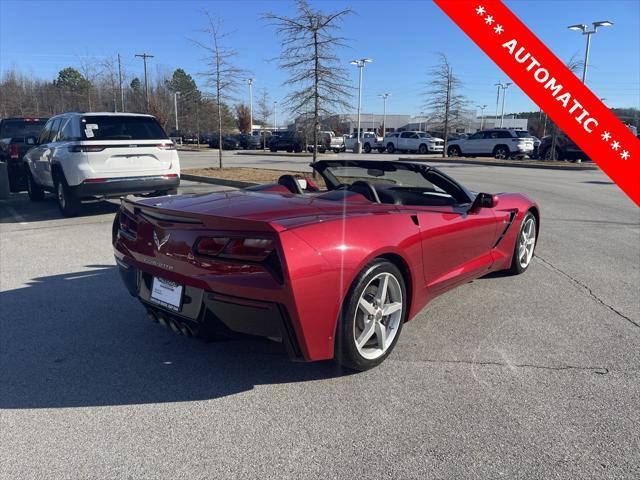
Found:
1,160 -> 638,479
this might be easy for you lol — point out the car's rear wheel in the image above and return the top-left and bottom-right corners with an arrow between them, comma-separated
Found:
508,212 -> 537,274
334,259 -> 406,371
493,145 -> 510,159
386,143 -> 395,154
447,145 -> 461,157
54,174 -> 80,217
27,169 -> 45,201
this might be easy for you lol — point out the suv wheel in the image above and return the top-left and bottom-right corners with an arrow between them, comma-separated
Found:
418,144 -> 428,154
493,145 -> 510,159
448,145 -> 461,157
55,174 -> 81,217
386,143 -> 395,154
27,169 -> 45,201
363,143 -> 372,153
543,147 -> 561,161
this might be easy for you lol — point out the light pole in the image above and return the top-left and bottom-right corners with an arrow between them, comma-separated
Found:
496,82 -> 512,127
173,92 -> 180,133
247,78 -> 254,134
273,101 -> 277,130
378,93 -> 390,137
568,21 -> 613,84
477,104 -> 487,130
494,83 -> 501,126
350,58 -> 373,153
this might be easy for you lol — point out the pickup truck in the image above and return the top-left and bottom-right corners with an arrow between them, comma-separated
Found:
344,132 -> 384,153
0,117 -> 48,192
383,131 -> 444,154
307,131 -> 345,153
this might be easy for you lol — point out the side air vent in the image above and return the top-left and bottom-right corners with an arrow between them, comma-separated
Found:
493,210 -> 517,248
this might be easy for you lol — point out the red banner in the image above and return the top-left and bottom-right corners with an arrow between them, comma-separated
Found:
434,0 -> 640,206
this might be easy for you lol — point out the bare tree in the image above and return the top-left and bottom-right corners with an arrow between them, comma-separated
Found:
256,87 -> 272,128
423,53 -> 468,158
193,12 -> 247,168
236,103 -> 251,133
264,0 -> 353,165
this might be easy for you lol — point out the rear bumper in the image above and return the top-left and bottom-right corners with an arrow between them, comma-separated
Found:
71,175 -> 179,198
116,258 -> 303,360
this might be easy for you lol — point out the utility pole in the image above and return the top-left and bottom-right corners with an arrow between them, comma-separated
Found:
378,93 -> 390,137
498,82 -> 512,127
568,21 -> 613,84
494,83 -> 501,127
477,104 -> 487,130
135,52 -> 154,110
350,58 -> 373,153
247,78 -> 254,134
117,53 -> 125,112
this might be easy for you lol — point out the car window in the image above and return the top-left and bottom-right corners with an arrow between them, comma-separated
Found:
0,119 -> 48,138
468,132 -> 482,140
497,131 -> 511,138
57,118 -> 77,142
37,119 -> 54,145
79,115 -> 167,140
47,118 -> 62,143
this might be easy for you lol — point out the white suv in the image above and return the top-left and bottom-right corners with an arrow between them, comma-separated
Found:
24,112 -> 180,216
447,129 -> 534,159
384,131 -> 444,154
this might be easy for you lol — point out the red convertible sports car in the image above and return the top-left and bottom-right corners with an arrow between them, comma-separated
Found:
113,160 -> 539,370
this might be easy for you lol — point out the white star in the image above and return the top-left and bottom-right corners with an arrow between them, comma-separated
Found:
601,131 -> 611,141
476,5 -> 486,15
494,24 -> 504,34
620,150 -> 630,160
611,140 -> 620,151
485,15 -> 495,25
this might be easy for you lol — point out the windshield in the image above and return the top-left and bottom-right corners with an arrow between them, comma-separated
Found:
0,119 -> 47,139
80,115 -> 167,140
321,162 -> 440,189
417,132 -> 432,138
516,131 -> 533,138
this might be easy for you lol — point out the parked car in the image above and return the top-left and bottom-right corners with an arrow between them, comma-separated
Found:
23,112 -> 180,216
538,133 -> 590,162
383,131 -> 444,154
268,131 -> 305,153
447,129 -> 534,159
344,132 -> 383,153
307,131 -> 345,153
209,134 -> 240,150
113,159 -> 539,371
0,117 -> 48,192
237,133 -> 262,150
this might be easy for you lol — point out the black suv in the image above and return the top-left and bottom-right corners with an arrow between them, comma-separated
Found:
538,133 -> 590,162
269,131 -> 305,153
0,117 -> 48,191
209,134 -> 240,150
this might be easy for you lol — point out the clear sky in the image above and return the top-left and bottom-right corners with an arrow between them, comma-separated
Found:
1,0 -> 638,121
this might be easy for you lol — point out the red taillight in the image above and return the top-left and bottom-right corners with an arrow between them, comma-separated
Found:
69,145 -> 106,153
162,173 -> 178,179
195,237 -> 229,257
194,237 -> 274,261
156,143 -> 176,150
9,144 -> 19,159
119,211 -> 138,238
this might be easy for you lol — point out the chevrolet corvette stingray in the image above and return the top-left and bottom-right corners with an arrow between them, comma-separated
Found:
112,160 -> 539,370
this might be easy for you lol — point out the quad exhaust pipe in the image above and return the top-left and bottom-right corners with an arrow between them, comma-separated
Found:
147,308 -> 196,338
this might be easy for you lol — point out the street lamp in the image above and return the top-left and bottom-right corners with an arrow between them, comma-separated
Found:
350,58 -> 373,153
568,20 -> 613,84
495,82 -> 512,127
477,104 -> 487,130
378,93 -> 390,137
246,78 -> 254,134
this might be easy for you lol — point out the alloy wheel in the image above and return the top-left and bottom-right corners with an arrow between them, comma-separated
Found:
353,272 -> 403,360
494,147 -> 508,159
518,216 -> 536,268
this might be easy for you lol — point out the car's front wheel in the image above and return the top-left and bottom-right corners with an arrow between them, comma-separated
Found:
334,259 -> 406,371
508,212 -> 537,274
27,169 -> 45,201
363,143 -> 372,153
55,174 -> 81,217
386,143 -> 395,154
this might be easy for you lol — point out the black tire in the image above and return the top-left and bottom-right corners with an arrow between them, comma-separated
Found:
386,143 -> 395,154
27,169 -> 45,201
363,143 -> 372,153
54,173 -> 81,217
448,145 -> 461,157
542,147 -> 562,161
334,259 -> 407,371
418,144 -> 428,154
508,212 -> 537,275
493,145 -> 510,159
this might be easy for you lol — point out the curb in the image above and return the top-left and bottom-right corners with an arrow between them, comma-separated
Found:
398,157 -> 599,171
181,173 -> 256,188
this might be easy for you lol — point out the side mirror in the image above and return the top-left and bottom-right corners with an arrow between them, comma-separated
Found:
25,136 -> 37,146
469,192 -> 498,213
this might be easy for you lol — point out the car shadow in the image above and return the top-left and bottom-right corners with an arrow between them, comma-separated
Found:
0,265 -> 350,409
0,193 -> 119,223
582,180 -> 614,185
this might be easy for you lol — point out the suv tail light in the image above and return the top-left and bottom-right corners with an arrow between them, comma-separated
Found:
156,143 -> 176,150
118,211 -> 138,239
194,237 -> 275,262
9,143 -> 19,159
69,145 -> 106,152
